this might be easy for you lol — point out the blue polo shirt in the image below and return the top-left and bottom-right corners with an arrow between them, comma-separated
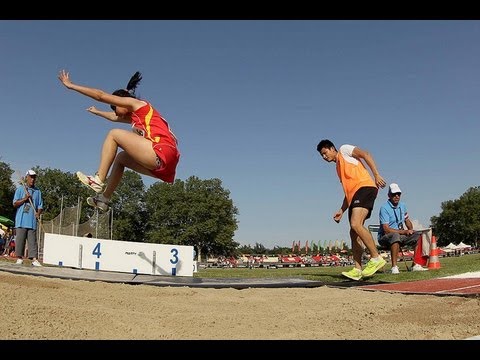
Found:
13,185 -> 43,230
378,200 -> 408,240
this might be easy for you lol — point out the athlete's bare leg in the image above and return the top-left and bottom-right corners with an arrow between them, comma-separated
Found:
350,207 -> 380,259
95,129 -> 158,198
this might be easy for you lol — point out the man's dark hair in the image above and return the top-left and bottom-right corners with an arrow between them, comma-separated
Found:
316,139 -> 336,153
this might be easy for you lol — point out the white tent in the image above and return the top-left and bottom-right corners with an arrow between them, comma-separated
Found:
456,242 -> 472,249
444,243 -> 457,250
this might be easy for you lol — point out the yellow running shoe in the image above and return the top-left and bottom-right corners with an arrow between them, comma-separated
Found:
361,257 -> 387,278
341,267 -> 362,281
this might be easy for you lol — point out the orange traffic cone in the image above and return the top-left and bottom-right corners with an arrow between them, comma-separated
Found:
427,235 -> 441,270
413,234 -> 428,267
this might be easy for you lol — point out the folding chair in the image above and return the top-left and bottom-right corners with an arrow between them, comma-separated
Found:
368,224 -> 412,272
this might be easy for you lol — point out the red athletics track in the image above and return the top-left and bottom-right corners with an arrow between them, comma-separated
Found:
357,276 -> 480,297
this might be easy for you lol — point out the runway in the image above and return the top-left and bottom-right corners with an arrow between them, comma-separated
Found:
355,271 -> 480,297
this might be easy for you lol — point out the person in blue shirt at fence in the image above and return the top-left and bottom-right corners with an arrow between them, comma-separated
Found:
12,170 -> 43,267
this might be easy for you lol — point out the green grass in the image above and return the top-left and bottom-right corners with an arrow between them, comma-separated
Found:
194,253 -> 480,283
1,252 -> 478,284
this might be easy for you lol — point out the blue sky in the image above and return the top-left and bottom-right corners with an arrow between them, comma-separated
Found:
1,20 -> 480,249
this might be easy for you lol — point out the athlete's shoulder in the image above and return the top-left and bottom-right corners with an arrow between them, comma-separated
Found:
135,100 -> 150,109
339,144 -> 355,156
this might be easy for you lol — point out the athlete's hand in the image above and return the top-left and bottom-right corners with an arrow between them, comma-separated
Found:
375,174 -> 386,189
87,106 -> 99,114
58,69 -> 74,89
333,209 -> 343,223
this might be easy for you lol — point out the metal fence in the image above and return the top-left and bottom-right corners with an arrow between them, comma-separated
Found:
38,197 -> 112,260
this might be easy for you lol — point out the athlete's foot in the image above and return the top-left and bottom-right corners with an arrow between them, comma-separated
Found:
76,171 -> 106,193
87,194 -> 110,211
341,267 -> 362,281
361,257 -> 387,278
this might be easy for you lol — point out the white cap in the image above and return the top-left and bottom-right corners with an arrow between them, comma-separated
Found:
389,183 -> 402,194
25,169 -> 37,176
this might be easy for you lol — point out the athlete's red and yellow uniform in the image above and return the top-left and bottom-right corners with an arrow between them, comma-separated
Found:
131,102 -> 180,183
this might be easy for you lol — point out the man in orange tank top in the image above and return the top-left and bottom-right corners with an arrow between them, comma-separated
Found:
317,139 -> 387,281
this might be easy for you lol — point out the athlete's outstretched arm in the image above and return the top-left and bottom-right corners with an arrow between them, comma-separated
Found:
58,69 -> 139,111
86,106 -> 130,123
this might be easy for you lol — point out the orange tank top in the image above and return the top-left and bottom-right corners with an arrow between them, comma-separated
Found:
336,144 -> 376,206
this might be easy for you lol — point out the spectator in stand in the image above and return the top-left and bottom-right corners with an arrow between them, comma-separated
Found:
378,183 -> 428,274
3,229 -> 16,257
0,228 -> 5,254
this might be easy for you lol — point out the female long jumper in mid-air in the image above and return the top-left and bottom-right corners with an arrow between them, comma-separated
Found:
58,69 -> 180,211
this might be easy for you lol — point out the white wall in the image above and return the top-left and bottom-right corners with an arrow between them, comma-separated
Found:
43,233 -> 194,276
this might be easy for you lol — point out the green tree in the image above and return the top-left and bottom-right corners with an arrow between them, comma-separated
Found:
0,161 -> 15,220
110,170 -> 146,242
237,244 -> 254,255
34,167 -> 92,222
253,242 -> 267,255
145,176 -> 239,260
430,186 -> 480,247
272,246 -> 293,256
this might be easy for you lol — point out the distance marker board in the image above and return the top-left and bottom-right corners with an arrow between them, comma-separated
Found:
43,233 -> 194,276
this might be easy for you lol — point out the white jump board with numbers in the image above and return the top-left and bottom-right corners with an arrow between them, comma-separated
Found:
43,233 -> 194,277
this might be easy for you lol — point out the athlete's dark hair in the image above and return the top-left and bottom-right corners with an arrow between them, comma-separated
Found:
316,139 -> 336,153
112,71 -> 142,99
110,71 -> 142,111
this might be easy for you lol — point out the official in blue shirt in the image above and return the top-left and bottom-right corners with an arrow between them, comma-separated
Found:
13,169 -> 43,266
378,183 -> 426,274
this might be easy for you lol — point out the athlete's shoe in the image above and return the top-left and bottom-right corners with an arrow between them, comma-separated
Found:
361,257 -> 387,278
341,267 -> 363,281
76,172 -> 106,193
390,265 -> 400,274
87,194 -> 110,212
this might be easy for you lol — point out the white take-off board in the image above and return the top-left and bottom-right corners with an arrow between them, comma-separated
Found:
43,233 -> 194,276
